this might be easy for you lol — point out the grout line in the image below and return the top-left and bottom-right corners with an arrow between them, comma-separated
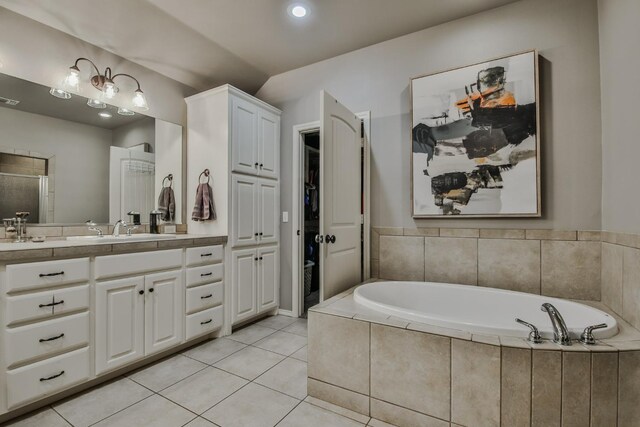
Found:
86,394 -> 157,427
49,405 -> 73,426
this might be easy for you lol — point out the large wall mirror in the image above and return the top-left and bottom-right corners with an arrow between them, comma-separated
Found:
0,73 -> 183,225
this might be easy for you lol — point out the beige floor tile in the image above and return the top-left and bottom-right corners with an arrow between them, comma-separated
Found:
92,395 -> 194,427
214,346 -> 285,380
53,377 -> 153,427
127,354 -> 207,392
305,396 -> 370,424
256,315 -> 298,330
4,407 -> 71,427
282,318 -> 308,336
160,367 -> 248,414
228,323 -> 277,344
278,402 -> 365,427
291,345 -> 308,361
253,331 -> 307,356
183,337 -> 247,364
255,358 -> 308,399
202,383 -> 299,427
183,418 -> 217,427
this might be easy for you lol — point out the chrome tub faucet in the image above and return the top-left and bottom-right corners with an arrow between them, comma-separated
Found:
541,303 -> 571,346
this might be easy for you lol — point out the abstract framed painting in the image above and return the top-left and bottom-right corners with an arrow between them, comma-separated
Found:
410,50 -> 540,217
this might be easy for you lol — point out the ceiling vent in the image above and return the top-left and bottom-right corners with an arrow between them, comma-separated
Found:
0,96 -> 20,106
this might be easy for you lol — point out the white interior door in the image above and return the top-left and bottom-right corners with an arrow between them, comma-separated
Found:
320,91 -> 362,300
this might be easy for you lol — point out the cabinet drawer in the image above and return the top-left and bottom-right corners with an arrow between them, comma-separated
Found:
5,312 -> 89,368
186,282 -> 223,314
5,285 -> 90,326
95,249 -> 182,280
186,264 -> 223,288
186,245 -> 223,266
5,258 -> 89,293
6,347 -> 90,409
185,306 -> 223,340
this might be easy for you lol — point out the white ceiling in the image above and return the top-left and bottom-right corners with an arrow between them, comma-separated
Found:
0,0 -> 520,93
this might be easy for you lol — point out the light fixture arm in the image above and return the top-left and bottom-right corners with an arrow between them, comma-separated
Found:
72,57 -> 102,78
111,73 -> 143,91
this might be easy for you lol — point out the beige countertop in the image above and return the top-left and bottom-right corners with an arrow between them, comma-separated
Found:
0,234 -> 227,262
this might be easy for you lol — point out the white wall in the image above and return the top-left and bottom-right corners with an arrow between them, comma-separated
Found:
598,0 -> 640,234
112,117 -> 156,152
0,7 -> 195,125
256,0 -> 603,310
0,107 -> 112,223
155,120 -> 183,224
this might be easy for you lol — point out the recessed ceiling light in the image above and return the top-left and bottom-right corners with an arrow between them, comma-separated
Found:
49,87 -> 71,99
99,111 -> 112,118
289,4 -> 307,18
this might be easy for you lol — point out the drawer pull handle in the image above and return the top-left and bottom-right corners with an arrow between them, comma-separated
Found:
39,333 -> 65,343
201,272 -> 213,277
201,294 -> 213,299
200,253 -> 213,257
201,319 -> 213,325
39,271 -> 64,278
40,371 -> 65,382
39,300 -> 64,308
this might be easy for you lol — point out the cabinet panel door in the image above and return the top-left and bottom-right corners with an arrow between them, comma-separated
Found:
144,270 -> 184,355
95,277 -> 144,375
232,248 -> 257,324
258,246 -> 279,313
231,96 -> 259,175
258,179 -> 279,245
257,110 -> 279,179
231,174 -> 258,248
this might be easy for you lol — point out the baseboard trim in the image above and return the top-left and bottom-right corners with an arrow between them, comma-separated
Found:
277,309 -> 296,317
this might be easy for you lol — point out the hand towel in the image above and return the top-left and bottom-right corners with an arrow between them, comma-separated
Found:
157,187 -> 176,222
192,182 -> 217,221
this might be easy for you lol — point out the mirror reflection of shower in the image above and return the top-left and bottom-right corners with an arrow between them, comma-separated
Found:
0,152 -> 49,224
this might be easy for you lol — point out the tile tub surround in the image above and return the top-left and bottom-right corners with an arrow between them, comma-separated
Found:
373,227 -> 603,300
308,287 -> 640,427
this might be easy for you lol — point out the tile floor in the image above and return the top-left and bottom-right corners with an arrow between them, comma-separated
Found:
5,315 -> 396,427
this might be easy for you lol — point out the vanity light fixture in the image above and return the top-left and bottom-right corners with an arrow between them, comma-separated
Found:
98,111 -> 112,118
87,98 -> 106,109
117,107 -> 135,116
55,57 -> 149,110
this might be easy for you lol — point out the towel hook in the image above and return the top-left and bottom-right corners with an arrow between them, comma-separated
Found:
199,169 -> 210,184
162,173 -> 173,188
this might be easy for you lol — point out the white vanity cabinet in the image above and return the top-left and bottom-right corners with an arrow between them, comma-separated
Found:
1,258 -> 91,410
231,246 -> 279,324
187,85 -> 281,328
94,250 -> 184,375
231,95 -> 280,179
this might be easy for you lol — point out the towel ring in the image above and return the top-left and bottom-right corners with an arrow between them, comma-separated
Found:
199,169 -> 210,184
162,174 -> 173,188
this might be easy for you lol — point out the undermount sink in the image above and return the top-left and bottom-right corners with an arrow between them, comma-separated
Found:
66,233 -> 177,243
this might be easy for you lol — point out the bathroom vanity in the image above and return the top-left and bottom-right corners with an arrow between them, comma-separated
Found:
0,235 -> 226,421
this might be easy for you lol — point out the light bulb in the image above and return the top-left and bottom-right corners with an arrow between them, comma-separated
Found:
291,5 -> 307,17
132,89 -> 149,110
98,111 -> 112,118
49,87 -> 71,99
87,98 -> 106,109
63,66 -> 80,92
102,79 -> 118,99
117,107 -> 135,116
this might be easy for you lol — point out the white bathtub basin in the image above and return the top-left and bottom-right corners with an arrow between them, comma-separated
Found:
66,233 -> 176,243
354,281 -> 618,340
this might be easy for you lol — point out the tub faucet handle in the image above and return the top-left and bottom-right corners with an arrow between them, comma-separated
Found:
516,318 -> 543,344
579,323 -> 607,345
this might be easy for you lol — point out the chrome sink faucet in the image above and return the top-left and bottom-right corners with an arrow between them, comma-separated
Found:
86,220 -> 103,237
113,219 -> 128,237
541,303 -> 571,346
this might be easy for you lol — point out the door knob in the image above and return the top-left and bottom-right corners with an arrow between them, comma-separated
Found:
314,234 -> 324,244
326,234 -> 336,244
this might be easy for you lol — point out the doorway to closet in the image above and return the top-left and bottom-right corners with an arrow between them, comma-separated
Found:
291,91 -> 371,318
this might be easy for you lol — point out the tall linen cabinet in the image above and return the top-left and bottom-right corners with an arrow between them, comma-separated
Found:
186,85 -> 281,327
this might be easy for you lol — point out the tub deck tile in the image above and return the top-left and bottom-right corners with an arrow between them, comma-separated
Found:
406,322 -> 472,341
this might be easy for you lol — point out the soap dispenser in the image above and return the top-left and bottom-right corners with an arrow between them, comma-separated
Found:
150,210 -> 162,234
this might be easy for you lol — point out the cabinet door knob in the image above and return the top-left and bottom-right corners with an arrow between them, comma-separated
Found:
139,290 -> 144,295
149,288 -> 154,293
259,163 -> 263,168
254,162 -> 259,167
